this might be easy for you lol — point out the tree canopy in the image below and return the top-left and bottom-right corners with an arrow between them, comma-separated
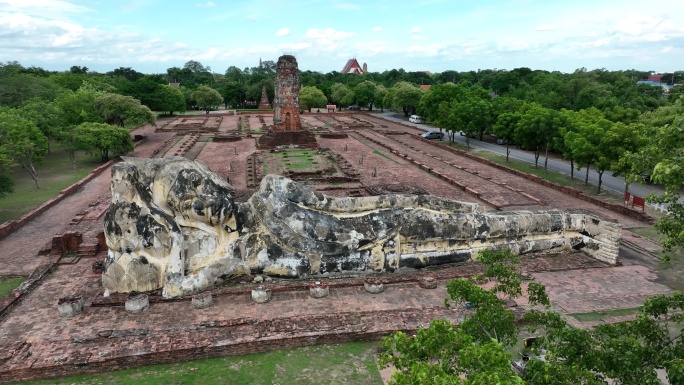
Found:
381,249 -> 684,384
299,86 -> 327,112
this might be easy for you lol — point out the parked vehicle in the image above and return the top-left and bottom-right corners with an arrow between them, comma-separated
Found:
409,115 -> 425,123
348,105 -> 360,110
421,131 -> 444,139
496,138 -> 516,145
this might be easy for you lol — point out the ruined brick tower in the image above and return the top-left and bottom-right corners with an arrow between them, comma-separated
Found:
273,55 -> 301,131
257,86 -> 271,110
258,55 -> 317,149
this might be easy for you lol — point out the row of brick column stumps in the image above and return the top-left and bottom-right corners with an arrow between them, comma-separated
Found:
55,275 -> 443,319
249,276 -> 440,304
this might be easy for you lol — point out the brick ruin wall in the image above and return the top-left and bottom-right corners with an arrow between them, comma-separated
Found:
272,55 -> 302,132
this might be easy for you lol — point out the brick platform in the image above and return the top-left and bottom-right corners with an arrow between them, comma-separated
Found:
0,114 -> 666,383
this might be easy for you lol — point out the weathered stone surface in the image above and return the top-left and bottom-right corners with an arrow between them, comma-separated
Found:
251,286 -> 271,303
364,278 -> 384,294
125,293 -> 149,313
57,296 -> 83,317
191,292 -> 213,309
309,281 -> 329,298
103,157 -> 622,298
418,276 -> 438,289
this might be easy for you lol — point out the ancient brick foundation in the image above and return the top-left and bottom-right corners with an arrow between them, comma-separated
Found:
257,129 -> 318,149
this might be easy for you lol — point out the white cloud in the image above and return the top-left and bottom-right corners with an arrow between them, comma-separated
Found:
276,28 -> 290,37
411,27 -> 421,33
373,26 -> 382,32
303,28 -> 354,48
280,42 -> 312,50
195,1 -> 215,7
536,24 -> 556,31
0,0 -> 90,20
334,3 -> 360,10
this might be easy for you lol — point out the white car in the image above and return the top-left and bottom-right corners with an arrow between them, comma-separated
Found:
409,115 -> 424,123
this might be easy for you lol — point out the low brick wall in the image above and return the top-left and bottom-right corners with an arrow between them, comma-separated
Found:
412,134 -> 652,224
0,308 -> 436,383
0,262 -> 56,323
369,114 -> 651,223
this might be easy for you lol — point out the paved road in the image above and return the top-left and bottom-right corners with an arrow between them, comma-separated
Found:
374,111 -> 668,205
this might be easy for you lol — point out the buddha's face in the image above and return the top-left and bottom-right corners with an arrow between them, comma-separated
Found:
167,169 -> 235,226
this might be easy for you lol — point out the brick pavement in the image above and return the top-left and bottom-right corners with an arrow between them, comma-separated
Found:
534,265 -> 672,314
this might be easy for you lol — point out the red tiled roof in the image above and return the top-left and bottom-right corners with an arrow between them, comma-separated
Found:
341,58 -> 364,74
420,85 -> 431,90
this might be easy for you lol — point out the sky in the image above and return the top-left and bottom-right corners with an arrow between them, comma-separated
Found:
1,0 -> 683,75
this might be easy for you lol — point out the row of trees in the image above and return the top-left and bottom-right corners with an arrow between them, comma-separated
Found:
5,60 -> 681,113
1,60 -> 682,256
381,249 -> 684,384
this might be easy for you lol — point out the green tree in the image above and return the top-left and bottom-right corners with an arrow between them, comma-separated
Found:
107,67 -> 144,82
353,81 -> 378,110
514,104 -> 558,169
0,75 -> 62,108
593,121 -> 645,194
49,71 -> 87,92
19,98 -> 64,153
374,84 -> 388,112
381,249 -> 548,385
55,88 -> 101,168
624,106 -> 684,260
191,85 -> 223,112
330,83 -> 353,111
152,85 -> 186,115
389,81 -> 423,117
556,109 -> 581,180
220,81 -> 246,109
448,97 -> 492,147
528,293 -> 684,384
418,83 -> 469,139
72,122 -> 133,162
492,111 -> 521,162
95,93 -> 156,128
565,108 -> 613,185
299,86 -> 327,112
382,248 -> 684,384
0,109 -> 49,188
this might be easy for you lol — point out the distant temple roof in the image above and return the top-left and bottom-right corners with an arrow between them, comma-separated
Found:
341,58 -> 364,74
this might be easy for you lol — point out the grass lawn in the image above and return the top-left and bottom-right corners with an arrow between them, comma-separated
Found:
0,149 -> 102,224
274,150 -> 316,171
0,276 -> 25,300
16,342 -> 383,385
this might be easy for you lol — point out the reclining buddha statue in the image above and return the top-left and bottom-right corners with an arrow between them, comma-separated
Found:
103,157 -> 620,298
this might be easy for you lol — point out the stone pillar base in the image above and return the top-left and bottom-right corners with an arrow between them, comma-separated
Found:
125,293 -> 149,313
309,281 -> 329,298
418,276 -> 438,289
57,295 -> 83,317
364,278 -> 385,294
252,286 -> 272,303
192,292 -> 213,309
